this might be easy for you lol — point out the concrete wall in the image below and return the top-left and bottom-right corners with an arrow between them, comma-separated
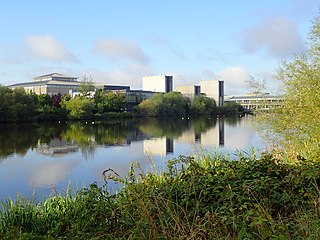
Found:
142,74 -> 173,93
176,85 -> 200,99
199,80 -> 224,106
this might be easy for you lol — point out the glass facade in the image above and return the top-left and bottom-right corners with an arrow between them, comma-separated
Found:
165,76 -> 173,92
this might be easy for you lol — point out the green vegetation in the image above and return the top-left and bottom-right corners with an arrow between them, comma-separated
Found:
0,82 -> 243,122
190,95 -> 216,115
94,89 -> 127,114
1,152 -> 320,239
0,14 -> 319,240
259,15 -> 320,161
138,92 -> 187,117
1,86 -> 240,122
33,93 -> 68,121
62,96 -> 95,120
0,86 -> 36,122
137,92 -> 241,117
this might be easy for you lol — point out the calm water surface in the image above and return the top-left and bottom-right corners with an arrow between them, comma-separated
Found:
0,116 -> 266,201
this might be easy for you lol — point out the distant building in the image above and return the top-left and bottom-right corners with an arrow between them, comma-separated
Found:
225,92 -> 283,110
142,74 -> 173,93
103,85 -> 130,91
176,85 -> 201,99
199,80 -> 224,106
8,73 -> 80,96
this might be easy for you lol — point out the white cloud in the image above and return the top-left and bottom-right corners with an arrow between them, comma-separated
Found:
173,68 -> 251,95
29,159 -> 79,186
86,64 -> 154,89
93,38 -> 149,64
25,35 -> 77,62
241,16 -> 305,58
173,70 -> 216,89
217,66 -> 253,95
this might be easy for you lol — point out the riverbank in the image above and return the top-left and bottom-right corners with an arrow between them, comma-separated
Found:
1,151 -> 319,239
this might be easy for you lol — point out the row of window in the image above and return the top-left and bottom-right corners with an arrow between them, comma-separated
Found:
47,85 -> 78,89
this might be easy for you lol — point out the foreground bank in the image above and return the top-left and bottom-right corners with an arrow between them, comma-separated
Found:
1,152 -> 319,239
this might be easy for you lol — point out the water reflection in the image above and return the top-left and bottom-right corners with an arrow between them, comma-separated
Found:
176,118 -> 224,147
143,138 -> 174,157
0,116 -> 259,160
0,116 -> 265,200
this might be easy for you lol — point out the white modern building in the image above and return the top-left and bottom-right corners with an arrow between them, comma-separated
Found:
199,80 -> 224,106
142,74 -> 173,93
8,73 -> 80,96
225,92 -> 283,110
176,85 -> 201,99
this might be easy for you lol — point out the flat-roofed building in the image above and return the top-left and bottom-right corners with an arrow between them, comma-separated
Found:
225,92 -> 283,110
176,85 -> 201,99
8,73 -> 80,96
142,74 -> 173,93
103,85 -> 130,91
199,80 -> 224,106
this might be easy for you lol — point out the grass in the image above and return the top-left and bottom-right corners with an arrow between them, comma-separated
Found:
1,151 -> 320,239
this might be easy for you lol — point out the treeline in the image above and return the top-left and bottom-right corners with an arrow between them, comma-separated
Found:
138,91 -> 242,116
0,86 -> 127,122
0,85 -> 243,122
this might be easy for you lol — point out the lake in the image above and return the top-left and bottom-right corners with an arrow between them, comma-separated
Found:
0,116 -> 266,201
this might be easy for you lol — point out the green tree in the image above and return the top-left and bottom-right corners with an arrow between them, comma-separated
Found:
94,90 -> 127,113
138,92 -> 186,117
190,96 -> 216,115
267,15 -> 320,161
137,98 -> 157,116
9,88 -> 35,121
33,93 -> 54,120
62,96 -> 95,119
220,102 -> 243,115
78,75 -> 95,97
0,85 -> 13,121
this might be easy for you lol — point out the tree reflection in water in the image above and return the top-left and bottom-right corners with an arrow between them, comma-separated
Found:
0,117 -> 243,161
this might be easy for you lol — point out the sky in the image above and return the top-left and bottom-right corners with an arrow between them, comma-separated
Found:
0,0 -> 318,95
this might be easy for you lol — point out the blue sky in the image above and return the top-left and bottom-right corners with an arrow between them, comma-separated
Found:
0,0 -> 318,95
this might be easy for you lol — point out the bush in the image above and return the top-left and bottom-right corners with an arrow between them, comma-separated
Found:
1,152 -> 320,239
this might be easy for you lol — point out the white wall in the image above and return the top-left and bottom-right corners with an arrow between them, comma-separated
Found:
142,75 -> 172,93
199,80 -> 224,106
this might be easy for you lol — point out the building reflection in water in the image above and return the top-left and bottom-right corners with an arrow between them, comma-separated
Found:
143,137 -> 174,157
35,117 -> 225,158
177,118 -> 224,147
36,138 -> 79,156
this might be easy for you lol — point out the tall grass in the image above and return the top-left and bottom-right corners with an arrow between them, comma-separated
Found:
1,151 -> 320,239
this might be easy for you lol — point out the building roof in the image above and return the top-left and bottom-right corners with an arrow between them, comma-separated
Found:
7,80 -> 81,88
226,94 -> 282,101
8,80 -> 51,87
34,73 -> 77,79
